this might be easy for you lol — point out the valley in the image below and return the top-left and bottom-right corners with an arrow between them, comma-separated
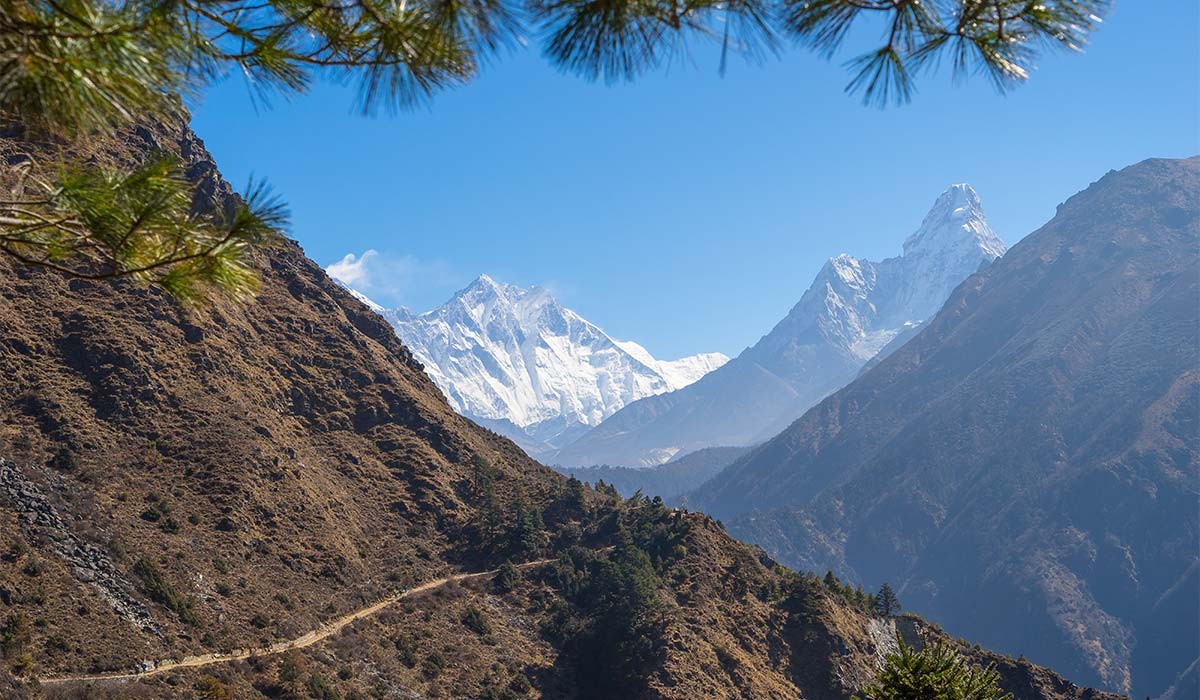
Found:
0,116 -> 1165,700
0,3 -> 1195,693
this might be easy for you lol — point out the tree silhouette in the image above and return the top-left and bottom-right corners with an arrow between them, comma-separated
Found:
873,582 -> 901,617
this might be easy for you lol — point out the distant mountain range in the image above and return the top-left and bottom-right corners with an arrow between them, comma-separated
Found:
560,446 -> 752,501
553,184 -> 1007,468
340,275 -> 727,456
691,157 -> 1200,698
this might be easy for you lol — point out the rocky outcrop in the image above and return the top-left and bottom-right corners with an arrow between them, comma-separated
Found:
0,458 -> 159,635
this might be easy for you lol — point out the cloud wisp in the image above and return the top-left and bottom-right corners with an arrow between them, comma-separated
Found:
325,250 -> 457,310
326,250 -> 377,287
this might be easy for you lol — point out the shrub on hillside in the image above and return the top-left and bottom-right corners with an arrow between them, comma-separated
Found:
133,557 -> 197,624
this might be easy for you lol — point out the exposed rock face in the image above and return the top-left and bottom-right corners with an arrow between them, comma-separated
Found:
0,459 -> 159,636
554,185 -> 1005,468
692,157 -> 1200,698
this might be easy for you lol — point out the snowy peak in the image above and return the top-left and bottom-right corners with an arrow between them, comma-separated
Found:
923,182 -> 983,222
659,352 -> 731,388
884,184 -> 1007,327
743,184 -> 1005,368
903,184 -> 1006,260
453,273 -> 539,308
817,254 -> 878,298
340,276 -> 727,455
825,182 -> 1003,336
472,272 -> 501,288
443,274 -> 548,328
553,184 -> 1008,469
807,255 -> 885,360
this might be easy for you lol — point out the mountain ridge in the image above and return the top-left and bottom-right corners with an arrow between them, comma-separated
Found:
553,184 -> 1006,468
338,274 -> 728,457
690,156 -> 1200,697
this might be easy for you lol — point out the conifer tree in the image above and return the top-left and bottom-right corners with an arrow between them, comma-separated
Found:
510,495 -> 544,556
494,560 -> 521,593
874,582 -> 901,617
564,475 -> 586,513
0,612 -> 30,657
856,633 -> 1012,700
472,457 -> 503,547
854,583 -> 868,611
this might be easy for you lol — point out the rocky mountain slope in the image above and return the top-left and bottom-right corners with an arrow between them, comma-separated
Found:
553,185 -> 1006,468
0,119 -> 1119,700
692,157 -> 1200,698
348,276 -> 727,457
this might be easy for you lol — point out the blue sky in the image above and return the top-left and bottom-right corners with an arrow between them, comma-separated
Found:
192,2 -> 1198,359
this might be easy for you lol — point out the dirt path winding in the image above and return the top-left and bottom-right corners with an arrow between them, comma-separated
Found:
39,558 -> 555,686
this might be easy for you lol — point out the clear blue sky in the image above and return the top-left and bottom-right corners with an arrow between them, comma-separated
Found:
191,2 -> 1199,359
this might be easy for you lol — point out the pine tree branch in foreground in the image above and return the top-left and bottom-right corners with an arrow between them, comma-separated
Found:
0,0 -> 1109,302
1,0 -> 1111,125
0,155 -> 288,305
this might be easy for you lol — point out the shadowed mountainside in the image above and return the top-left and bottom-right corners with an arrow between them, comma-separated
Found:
692,156 -> 1200,698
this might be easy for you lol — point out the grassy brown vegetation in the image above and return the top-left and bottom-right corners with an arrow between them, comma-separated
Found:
0,119 -> 1126,700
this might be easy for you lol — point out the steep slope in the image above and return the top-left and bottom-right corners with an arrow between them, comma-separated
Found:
0,119 -> 1114,700
358,276 -> 726,457
554,185 -> 1006,468
693,157 -> 1200,698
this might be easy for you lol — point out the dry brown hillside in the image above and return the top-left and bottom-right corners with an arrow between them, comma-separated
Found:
0,118 -> 1123,700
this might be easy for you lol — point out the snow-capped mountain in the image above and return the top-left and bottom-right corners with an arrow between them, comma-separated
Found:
553,184 -> 1006,467
753,184 -> 1005,365
344,275 -> 727,456
615,340 -> 729,390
